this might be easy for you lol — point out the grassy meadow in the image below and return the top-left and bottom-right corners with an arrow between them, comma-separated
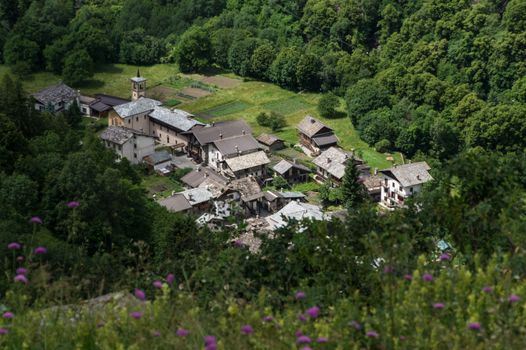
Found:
0,64 -> 402,169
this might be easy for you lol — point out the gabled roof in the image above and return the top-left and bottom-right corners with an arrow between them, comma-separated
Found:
95,94 -> 130,107
32,83 -> 78,105
149,107 -> 204,132
257,133 -> 283,146
297,116 -> 333,138
198,178 -> 227,198
279,191 -> 306,199
192,120 -> 251,145
181,167 -> 228,188
213,134 -> 259,157
266,201 -> 326,231
158,194 -> 192,213
312,134 -> 338,147
380,162 -> 433,187
312,147 -> 352,180
228,176 -> 262,198
225,151 -> 270,172
272,159 -> 310,175
100,126 -> 150,145
80,96 -> 96,104
113,97 -> 162,118
182,188 -> 214,206
143,151 -> 171,165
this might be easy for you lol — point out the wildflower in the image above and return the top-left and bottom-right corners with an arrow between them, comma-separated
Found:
297,335 -> 312,344
233,240 -> 244,248
7,242 -> 21,250
134,288 -> 146,301
298,314 -> 306,322
67,201 -> 80,209
422,273 -> 433,282
129,311 -> 142,320
166,273 -> 175,286
152,330 -> 161,337
350,320 -> 362,330
176,328 -> 189,337
3,312 -> 13,319
241,324 -> 254,335
16,267 -> 27,275
153,280 -> 163,289
316,337 -> 329,343
508,294 -> 521,303
295,291 -> 306,300
295,330 -> 303,338
432,303 -> 445,309
0,328 -> 8,335
263,315 -> 273,322
383,265 -> 395,273
482,286 -> 493,294
439,253 -> 451,261
468,322 -> 481,331
305,306 -> 320,319
16,256 -> 24,262
204,335 -> 217,350
403,274 -> 413,281
14,274 -> 28,284
30,216 -> 43,224
34,246 -> 47,255
366,330 -> 379,338
206,345 -> 217,350
300,347 -> 312,350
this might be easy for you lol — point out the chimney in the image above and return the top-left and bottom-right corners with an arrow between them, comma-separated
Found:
211,122 -> 215,127
171,190 -> 176,196
293,158 -> 297,164
327,158 -> 332,163
416,175 -> 421,180
374,168 -> 378,175
204,172 -> 209,178
242,130 -> 246,135
219,133 -> 223,139
310,118 -> 315,124
188,194 -> 193,202
197,166 -> 201,172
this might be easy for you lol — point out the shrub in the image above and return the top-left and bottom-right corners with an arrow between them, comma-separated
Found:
375,139 -> 391,153
317,92 -> 340,118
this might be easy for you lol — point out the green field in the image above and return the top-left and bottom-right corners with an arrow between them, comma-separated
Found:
0,63 -> 402,169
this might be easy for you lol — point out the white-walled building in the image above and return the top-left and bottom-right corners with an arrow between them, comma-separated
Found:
32,83 -> 80,112
100,126 -> 155,164
380,162 -> 433,209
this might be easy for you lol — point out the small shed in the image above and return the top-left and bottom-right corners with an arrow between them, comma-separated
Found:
257,133 -> 285,152
272,159 -> 310,184
143,151 -> 172,174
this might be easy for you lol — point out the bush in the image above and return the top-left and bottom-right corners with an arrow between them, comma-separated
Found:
256,111 -> 286,131
318,92 -> 340,118
375,139 -> 391,153
272,175 -> 289,189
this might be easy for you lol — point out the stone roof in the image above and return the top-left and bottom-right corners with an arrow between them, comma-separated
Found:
297,116 -> 333,138
279,191 -> 306,199
143,151 -> 172,165
198,178 -> 227,198
312,134 -> 338,147
266,201 -> 326,231
362,174 -> 383,190
312,147 -> 352,180
130,77 -> 147,83
257,133 -> 283,146
181,167 -> 228,188
213,134 -> 259,157
32,83 -> 78,105
100,126 -> 149,145
158,194 -> 192,213
272,159 -> 310,175
80,95 -> 96,104
149,107 -> 204,132
113,97 -> 162,118
182,188 -> 214,206
229,176 -> 262,198
192,120 -> 251,145
225,151 -> 270,172
380,162 -> 433,187
95,94 -> 130,107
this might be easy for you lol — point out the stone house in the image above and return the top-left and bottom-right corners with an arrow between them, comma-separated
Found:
272,159 -> 311,184
32,83 -> 79,112
380,162 -> 433,209
257,133 -> 285,152
100,126 -> 155,165
313,147 -> 370,184
297,116 -> 338,155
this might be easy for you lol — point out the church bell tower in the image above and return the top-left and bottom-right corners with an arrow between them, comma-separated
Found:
130,69 -> 147,101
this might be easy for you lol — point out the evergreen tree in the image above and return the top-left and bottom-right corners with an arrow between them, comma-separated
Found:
341,160 -> 367,209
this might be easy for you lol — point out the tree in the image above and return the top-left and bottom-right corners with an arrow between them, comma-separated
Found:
228,37 -> 259,76
345,79 -> 390,124
250,42 -> 277,80
62,49 -> 93,86
504,0 -> 526,33
270,47 -> 302,90
256,111 -> 286,131
3,35 -> 40,73
272,175 -> 289,190
296,53 -> 321,91
318,92 -> 339,118
173,26 -> 211,73
341,161 -> 367,209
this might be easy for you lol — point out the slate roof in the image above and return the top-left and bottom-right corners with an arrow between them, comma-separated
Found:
229,176 -> 262,198
257,133 -> 283,146
158,194 -> 192,213
362,175 -> 383,190
80,96 -> 96,104
130,77 -> 147,83
312,134 -> 338,147
32,83 -> 78,105
192,120 -> 251,145
143,151 -> 172,165
225,151 -> 270,172
149,107 -> 204,132
90,101 -> 112,113
266,201 -> 326,230
380,162 -> 433,187
181,167 -> 228,188
95,94 -> 130,107
100,126 -> 149,145
182,188 -> 214,206
198,178 -> 227,198
213,135 -> 259,157
272,159 -> 310,175
312,147 -> 353,180
279,191 -> 306,199
297,116 -> 333,138
113,98 -> 162,118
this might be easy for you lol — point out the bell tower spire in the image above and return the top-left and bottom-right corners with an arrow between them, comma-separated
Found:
130,69 -> 146,101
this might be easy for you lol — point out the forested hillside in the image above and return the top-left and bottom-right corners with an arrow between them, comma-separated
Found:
2,0 -> 526,159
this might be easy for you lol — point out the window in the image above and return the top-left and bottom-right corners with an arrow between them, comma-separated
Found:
118,145 -> 122,151
392,182 -> 395,187
134,153 -> 137,158
410,187 -> 413,193
167,135 -> 170,143
136,117 -> 138,122
134,144 -> 137,149
144,115 -> 146,119
128,119 -> 130,124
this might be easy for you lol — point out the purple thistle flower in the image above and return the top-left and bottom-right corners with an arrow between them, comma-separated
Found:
3,312 -> 14,319
403,274 -> 413,281
204,335 -> 217,345
350,320 -> 362,330
482,286 -> 494,294
152,280 -> 163,289
383,265 -> 395,274
263,315 -> 273,322
205,345 -> 217,350
7,242 -> 21,250
34,246 -> 47,255
233,239 -> 244,248
176,328 -> 190,337
14,274 -> 28,284
508,294 -> 521,303
297,335 -> 312,344
316,337 -> 329,343
300,347 -> 313,350
16,256 -> 24,262
439,253 -> 451,261
129,311 -> 142,320
134,288 -> 146,301
295,330 -> 303,338
16,267 -> 27,275
366,330 -> 379,338
468,322 -> 481,331
0,328 -> 8,335
67,201 -> 80,209
433,303 -> 445,309
295,291 -> 306,300
241,324 -> 254,335
166,273 -> 175,286
152,330 -> 161,337
30,216 -> 43,224
305,306 -> 320,319
298,314 -> 307,322
422,273 -> 433,282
